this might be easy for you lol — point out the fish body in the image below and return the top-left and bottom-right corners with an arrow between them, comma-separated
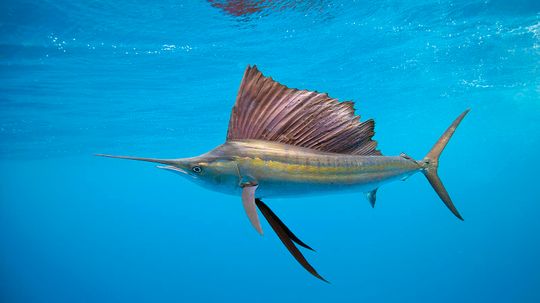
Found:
98,65 -> 469,282
200,140 -> 421,197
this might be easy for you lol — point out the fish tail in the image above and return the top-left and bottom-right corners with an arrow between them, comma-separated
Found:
420,109 -> 470,220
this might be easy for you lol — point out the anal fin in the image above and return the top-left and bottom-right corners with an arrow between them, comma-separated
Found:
366,188 -> 378,208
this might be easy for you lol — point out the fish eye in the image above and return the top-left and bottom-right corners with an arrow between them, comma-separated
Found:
192,166 -> 202,173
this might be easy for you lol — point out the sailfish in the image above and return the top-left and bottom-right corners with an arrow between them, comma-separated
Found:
98,65 -> 469,282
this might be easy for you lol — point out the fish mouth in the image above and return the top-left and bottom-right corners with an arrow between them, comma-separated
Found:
157,165 -> 188,174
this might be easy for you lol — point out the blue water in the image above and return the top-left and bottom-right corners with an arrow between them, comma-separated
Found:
1,1 -> 540,302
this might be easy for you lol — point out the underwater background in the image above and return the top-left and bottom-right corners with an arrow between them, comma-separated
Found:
1,0 -> 539,302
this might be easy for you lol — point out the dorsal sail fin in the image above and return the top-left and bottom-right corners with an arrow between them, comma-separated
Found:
226,65 -> 382,155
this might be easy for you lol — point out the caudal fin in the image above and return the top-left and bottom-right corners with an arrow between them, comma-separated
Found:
422,109 -> 470,220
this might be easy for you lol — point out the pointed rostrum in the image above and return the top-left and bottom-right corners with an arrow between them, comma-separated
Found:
227,65 -> 382,156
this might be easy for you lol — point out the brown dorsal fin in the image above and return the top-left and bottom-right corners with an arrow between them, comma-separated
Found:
226,65 -> 381,155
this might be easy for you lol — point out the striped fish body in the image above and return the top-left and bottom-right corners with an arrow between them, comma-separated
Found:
215,140 -> 422,197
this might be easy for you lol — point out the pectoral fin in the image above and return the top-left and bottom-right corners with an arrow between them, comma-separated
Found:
241,185 -> 263,235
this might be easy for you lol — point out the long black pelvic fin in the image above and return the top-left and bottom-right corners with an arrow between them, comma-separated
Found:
255,199 -> 328,283
255,199 -> 314,251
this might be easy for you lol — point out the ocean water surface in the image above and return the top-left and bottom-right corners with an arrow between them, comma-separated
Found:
1,1 -> 539,302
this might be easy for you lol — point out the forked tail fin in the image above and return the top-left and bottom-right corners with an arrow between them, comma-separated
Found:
422,109 -> 470,220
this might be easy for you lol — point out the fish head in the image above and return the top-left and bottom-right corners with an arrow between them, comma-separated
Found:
96,152 -> 241,195
158,156 -> 241,194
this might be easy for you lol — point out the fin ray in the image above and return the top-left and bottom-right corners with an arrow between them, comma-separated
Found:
227,65 -> 381,156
